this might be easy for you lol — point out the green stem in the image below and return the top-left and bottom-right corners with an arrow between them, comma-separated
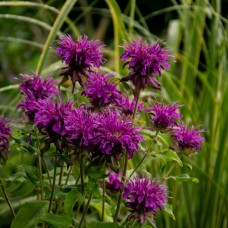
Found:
35,128 -> 43,200
114,149 -> 128,221
65,165 -> 73,185
132,91 -> 140,120
55,161 -> 64,213
102,178 -> 106,221
80,155 -> 84,195
78,193 -> 93,228
48,158 -> 57,213
0,179 -> 15,218
42,157 -> 52,186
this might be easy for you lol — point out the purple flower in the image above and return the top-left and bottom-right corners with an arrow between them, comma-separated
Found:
34,99 -> 73,137
171,123 -> 205,154
105,170 -> 122,194
55,35 -> 105,91
82,71 -> 122,107
123,175 -> 168,224
0,116 -> 11,160
18,73 -> 58,122
18,73 -> 58,99
148,102 -> 182,130
120,38 -> 172,91
93,111 -> 144,161
117,96 -> 144,116
63,107 -> 97,149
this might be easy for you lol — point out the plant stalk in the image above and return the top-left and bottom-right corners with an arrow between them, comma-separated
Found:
78,193 -> 93,228
48,158 -> 57,213
102,178 -> 106,221
0,179 -> 15,218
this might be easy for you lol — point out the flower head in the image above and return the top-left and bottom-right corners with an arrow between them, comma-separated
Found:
171,123 -> 205,154
148,102 -> 182,130
117,96 -> 144,116
63,107 -> 97,149
123,176 -> 168,224
34,99 -> 74,153
56,35 -> 105,91
18,73 -> 58,99
93,111 -> 144,162
18,73 -> 58,122
82,71 -> 122,108
120,38 -> 172,91
0,116 -> 12,160
105,170 -> 122,194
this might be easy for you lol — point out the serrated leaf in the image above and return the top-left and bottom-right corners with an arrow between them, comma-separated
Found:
88,221 -> 123,228
164,204 -> 175,220
168,174 -> 199,183
11,201 -> 48,228
64,189 -> 84,216
39,214 -> 72,228
152,149 -> 183,167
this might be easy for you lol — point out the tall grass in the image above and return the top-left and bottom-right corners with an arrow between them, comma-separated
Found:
0,1 -> 227,227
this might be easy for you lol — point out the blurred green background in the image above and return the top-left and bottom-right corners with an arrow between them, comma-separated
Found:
0,1 -> 227,227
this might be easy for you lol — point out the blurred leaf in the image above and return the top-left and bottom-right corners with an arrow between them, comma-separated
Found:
87,166 -> 108,180
38,213 -> 72,228
88,221 -> 123,228
152,149 -> 183,167
168,174 -> 199,183
64,189 -> 84,216
11,201 -> 48,228
24,166 -> 42,186
164,204 -> 175,220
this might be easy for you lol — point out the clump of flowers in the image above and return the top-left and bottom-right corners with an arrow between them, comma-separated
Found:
56,35 -> 105,91
148,101 -> 182,131
171,123 -> 205,155
92,111 -> 144,163
82,71 -> 122,108
0,116 -> 12,160
18,74 -> 58,122
120,38 -> 173,92
123,175 -> 168,225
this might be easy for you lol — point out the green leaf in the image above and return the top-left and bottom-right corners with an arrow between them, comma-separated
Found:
64,189 -> 84,216
168,174 -> 199,183
152,149 -> 183,167
24,166 -> 42,186
164,204 -> 176,220
11,201 -> 48,228
39,214 -> 72,228
88,221 -> 123,228
87,166 -> 108,180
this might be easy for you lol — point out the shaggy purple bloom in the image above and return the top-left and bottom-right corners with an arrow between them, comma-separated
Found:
18,74 -> 59,99
148,102 -> 182,130
82,71 -> 122,107
63,107 -> 97,149
120,38 -> 172,91
117,96 -> 144,116
18,74 -> 59,121
123,176 -> 168,224
93,111 -> 144,161
56,35 -> 105,91
0,116 -> 11,159
171,123 -> 205,154
34,99 -> 73,137
105,171 -> 122,194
